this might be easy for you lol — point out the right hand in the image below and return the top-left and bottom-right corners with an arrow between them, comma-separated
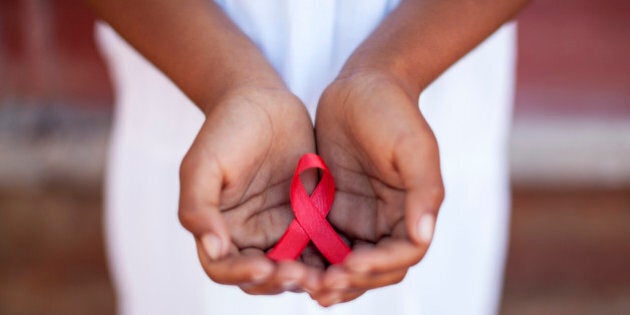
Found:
178,85 -> 325,295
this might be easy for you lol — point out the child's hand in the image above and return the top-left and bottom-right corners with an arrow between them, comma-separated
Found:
312,71 -> 444,305
178,85 -> 325,295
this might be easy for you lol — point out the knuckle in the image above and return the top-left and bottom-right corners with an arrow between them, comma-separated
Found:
203,265 -> 240,286
343,291 -> 366,303
388,269 -> 408,286
426,182 -> 445,208
391,273 -> 406,285
409,250 -> 425,265
210,276 -> 231,285
179,152 -> 196,181
239,285 -> 259,295
240,284 -> 281,296
177,207 -> 200,231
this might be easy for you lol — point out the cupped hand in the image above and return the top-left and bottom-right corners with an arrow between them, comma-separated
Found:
178,85 -> 325,295
312,71 -> 444,306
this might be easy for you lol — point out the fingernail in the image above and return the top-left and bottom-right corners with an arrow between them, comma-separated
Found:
327,295 -> 342,306
201,234 -> 222,260
348,262 -> 370,274
283,279 -> 298,291
418,213 -> 435,243
251,270 -> 271,283
329,277 -> 348,290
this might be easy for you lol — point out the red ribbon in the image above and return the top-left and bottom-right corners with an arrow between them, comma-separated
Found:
267,153 -> 350,264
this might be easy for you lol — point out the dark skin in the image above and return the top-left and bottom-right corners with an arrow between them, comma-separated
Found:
309,0 -> 530,304
85,0 -> 530,306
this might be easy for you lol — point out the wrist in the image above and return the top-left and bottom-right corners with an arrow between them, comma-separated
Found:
336,61 -> 419,100
199,67 -> 287,116
200,80 -> 301,119
338,51 -> 422,99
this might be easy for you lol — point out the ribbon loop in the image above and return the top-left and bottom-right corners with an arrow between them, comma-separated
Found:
267,154 -> 350,264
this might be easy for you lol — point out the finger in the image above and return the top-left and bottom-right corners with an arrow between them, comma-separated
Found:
343,238 -> 427,274
302,264 -> 325,294
349,269 -> 407,290
239,260 -> 319,295
344,268 -> 408,290
320,265 -> 350,291
179,145 -> 230,260
315,291 -> 342,308
393,128 -> 444,245
313,288 -> 366,307
338,289 -> 366,304
239,261 -> 304,295
322,263 -> 408,291
299,244 -> 327,269
197,245 -> 274,285
405,182 -> 441,246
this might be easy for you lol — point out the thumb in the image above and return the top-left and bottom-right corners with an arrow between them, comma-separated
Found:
178,150 -> 230,261
404,182 -> 443,246
394,131 -> 444,246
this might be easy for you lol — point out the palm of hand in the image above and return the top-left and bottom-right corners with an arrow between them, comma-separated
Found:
179,88 -> 325,292
180,75 -> 443,301
312,73 -> 443,304
317,74 -> 436,242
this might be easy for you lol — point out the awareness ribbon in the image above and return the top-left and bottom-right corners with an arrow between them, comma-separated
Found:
267,153 -> 350,264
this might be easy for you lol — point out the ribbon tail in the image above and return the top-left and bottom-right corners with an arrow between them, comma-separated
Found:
267,221 -> 310,261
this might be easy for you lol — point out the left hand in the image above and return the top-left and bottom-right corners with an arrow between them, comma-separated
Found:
311,71 -> 445,306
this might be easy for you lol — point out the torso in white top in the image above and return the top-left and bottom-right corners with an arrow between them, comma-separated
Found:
97,1 -> 516,314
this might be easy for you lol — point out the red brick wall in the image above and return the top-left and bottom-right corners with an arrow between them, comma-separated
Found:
515,0 -> 630,118
0,0 -> 112,105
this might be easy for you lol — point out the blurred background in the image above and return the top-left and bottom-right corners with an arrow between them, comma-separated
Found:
0,0 -> 628,314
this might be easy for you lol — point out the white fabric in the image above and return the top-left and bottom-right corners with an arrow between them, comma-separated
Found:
96,0 -> 516,314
